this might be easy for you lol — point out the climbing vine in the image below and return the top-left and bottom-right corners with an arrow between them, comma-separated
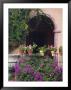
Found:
9,9 -> 45,51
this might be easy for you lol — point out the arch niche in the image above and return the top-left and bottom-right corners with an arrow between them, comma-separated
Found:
26,14 -> 55,47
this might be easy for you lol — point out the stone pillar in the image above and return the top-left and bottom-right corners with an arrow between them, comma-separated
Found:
54,30 -> 62,66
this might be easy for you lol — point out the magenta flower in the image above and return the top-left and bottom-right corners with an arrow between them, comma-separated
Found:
18,58 -> 26,63
34,72 -> 43,81
55,66 -> 62,73
23,64 -> 34,75
14,63 -> 20,74
40,64 -> 44,68
51,61 -> 58,68
51,55 -> 58,68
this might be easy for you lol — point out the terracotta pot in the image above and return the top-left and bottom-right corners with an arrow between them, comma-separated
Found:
19,50 -> 24,55
12,76 -> 16,81
28,50 -> 32,55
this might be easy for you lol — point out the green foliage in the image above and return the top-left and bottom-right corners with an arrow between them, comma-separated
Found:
9,55 -> 62,81
49,47 -> 57,52
19,45 -> 27,51
59,46 -> 62,52
38,45 -> 47,53
9,9 -> 29,45
32,43 -> 37,49
9,9 -> 43,51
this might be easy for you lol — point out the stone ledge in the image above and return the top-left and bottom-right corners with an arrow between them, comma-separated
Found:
53,30 -> 61,33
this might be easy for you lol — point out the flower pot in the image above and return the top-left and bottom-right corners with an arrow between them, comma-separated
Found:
24,50 -> 26,54
20,50 -> 24,55
28,50 -> 32,55
51,51 -> 54,56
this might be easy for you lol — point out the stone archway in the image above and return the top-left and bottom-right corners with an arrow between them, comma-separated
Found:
26,14 -> 55,47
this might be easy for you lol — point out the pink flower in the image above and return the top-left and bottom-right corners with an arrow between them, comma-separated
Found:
34,72 -> 43,81
40,64 -> 44,68
19,58 -> 26,63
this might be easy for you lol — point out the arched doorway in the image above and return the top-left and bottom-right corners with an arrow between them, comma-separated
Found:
26,14 -> 55,47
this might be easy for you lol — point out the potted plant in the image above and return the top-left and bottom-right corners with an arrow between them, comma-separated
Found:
23,45 -> 27,54
27,45 -> 33,56
50,47 -> 57,56
39,46 -> 46,56
19,45 -> 27,55
32,43 -> 37,49
59,46 -> 62,55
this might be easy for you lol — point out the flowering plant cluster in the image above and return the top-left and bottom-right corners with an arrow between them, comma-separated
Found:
19,44 -> 37,55
9,55 -> 62,81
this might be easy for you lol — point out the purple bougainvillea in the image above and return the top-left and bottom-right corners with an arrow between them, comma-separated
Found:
51,60 -> 58,68
33,72 -> 43,81
40,64 -> 44,68
23,64 -> 34,75
14,63 -> 20,74
51,54 -> 58,68
54,66 -> 62,73
18,58 -> 26,63
9,54 -> 62,81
